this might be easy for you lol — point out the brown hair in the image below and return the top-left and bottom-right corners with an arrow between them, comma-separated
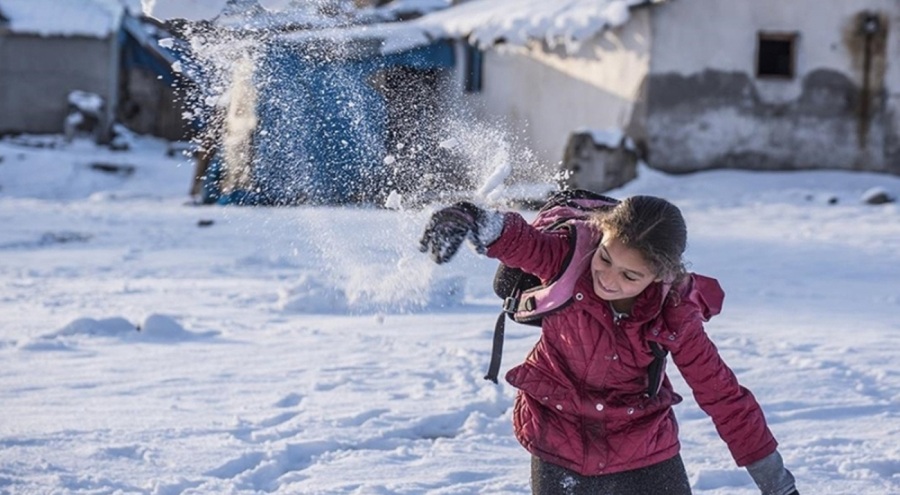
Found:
589,195 -> 687,283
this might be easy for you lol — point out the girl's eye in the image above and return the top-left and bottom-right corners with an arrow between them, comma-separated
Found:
600,255 -> 611,264
623,274 -> 638,282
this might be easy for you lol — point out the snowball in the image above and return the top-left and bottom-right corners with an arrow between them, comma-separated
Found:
384,190 -> 403,210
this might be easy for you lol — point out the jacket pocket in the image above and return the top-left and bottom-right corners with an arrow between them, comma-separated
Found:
506,363 -> 574,410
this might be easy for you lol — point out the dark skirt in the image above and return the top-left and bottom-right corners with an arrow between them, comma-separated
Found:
531,454 -> 693,495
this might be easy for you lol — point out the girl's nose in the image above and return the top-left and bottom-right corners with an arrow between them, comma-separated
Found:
598,273 -> 614,291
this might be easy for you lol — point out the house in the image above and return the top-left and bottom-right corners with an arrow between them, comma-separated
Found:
0,0 -> 190,142
410,0 -> 900,179
179,0 -> 900,205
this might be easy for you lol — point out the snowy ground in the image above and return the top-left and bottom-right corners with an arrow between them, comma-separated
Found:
1,134 -> 899,494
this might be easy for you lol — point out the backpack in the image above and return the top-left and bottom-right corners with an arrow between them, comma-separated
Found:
485,189 -> 669,399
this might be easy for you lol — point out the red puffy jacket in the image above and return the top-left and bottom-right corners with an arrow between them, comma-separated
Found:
486,213 -> 777,476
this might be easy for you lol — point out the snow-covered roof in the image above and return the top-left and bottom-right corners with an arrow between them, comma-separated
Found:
273,0 -> 661,57
0,0 -> 124,38
413,0 -> 660,50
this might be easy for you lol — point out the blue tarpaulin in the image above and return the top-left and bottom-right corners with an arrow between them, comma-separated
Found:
205,37 -> 455,205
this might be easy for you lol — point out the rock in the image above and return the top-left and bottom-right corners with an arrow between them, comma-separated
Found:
861,187 -> 895,205
560,129 -> 637,192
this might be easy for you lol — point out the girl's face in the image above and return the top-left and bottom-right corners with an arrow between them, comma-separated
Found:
590,234 -> 659,308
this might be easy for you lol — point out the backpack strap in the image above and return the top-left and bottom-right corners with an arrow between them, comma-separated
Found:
646,340 -> 669,398
484,312 -> 507,383
484,222 -> 597,383
485,267 -> 530,383
483,190 -> 617,384
510,222 -> 598,322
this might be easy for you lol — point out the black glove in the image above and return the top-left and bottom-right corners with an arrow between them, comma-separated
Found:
418,202 -> 502,264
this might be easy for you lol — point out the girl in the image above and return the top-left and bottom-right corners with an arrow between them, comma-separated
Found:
419,196 -> 798,495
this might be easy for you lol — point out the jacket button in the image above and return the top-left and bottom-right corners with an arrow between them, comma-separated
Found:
575,292 -> 584,301
627,408 -> 634,415
668,335 -> 676,341
542,396 -> 549,402
652,329 -> 659,335
595,403 -> 604,411
556,404 -> 563,411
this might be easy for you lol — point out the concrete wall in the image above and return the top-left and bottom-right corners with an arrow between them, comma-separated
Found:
643,0 -> 899,175
0,34 -> 117,137
457,9 -> 653,172
119,67 -> 190,141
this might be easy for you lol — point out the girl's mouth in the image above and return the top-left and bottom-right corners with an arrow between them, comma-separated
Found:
594,275 -> 617,295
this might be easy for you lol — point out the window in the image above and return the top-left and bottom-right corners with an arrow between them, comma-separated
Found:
464,43 -> 483,93
756,32 -> 797,79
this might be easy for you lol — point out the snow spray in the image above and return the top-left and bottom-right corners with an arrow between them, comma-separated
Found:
171,3 -> 558,313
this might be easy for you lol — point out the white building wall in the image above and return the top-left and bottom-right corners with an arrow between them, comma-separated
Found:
457,8 -> 652,173
0,34 -> 117,137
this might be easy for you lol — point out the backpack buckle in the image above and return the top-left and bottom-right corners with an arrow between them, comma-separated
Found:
502,297 -> 519,313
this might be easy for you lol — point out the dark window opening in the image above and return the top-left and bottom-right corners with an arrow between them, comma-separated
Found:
464,44 -> 483,93
756,33 -> 797,78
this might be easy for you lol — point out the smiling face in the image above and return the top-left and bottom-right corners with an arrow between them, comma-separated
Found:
590,233 -> 660,312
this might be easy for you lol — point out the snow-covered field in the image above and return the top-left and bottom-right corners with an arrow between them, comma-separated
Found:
1,134 -> 899,494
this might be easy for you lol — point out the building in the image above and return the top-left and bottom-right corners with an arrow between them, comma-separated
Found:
0,0 -> 190,142
417,0 -> 900,177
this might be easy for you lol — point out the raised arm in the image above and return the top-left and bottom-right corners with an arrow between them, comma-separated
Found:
484,212 -> 573,282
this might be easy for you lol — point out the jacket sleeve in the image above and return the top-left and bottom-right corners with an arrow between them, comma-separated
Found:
664,276 -> 778,467
484,212 -> 572,282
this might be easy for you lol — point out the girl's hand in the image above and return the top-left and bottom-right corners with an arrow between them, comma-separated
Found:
418,202 -> 504,264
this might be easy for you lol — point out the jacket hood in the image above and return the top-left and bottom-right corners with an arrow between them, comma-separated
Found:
681,274 -> 724,321
626,273 -> 724,324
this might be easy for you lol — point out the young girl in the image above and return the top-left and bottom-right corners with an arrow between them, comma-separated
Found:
419,196 -> 798,495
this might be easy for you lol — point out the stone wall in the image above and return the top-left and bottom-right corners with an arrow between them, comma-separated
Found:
641,0 -> 899,175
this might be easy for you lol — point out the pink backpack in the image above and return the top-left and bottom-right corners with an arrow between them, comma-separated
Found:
487,190 -> 669,398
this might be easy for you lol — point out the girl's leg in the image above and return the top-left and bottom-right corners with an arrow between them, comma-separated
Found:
531,455 -> 692,495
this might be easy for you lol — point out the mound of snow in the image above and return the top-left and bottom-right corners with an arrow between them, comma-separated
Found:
55,317 -> 137,337
136,314 -> 220,341
31,315 -> 217,346
138,314 -> 189,340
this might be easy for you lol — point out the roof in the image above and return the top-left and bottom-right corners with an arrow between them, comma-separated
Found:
0,0 -> 123,38
412,0 -> 663,51
274,0 -> 664,57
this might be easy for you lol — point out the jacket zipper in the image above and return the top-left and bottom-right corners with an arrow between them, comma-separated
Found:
579,305 -> 623,471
